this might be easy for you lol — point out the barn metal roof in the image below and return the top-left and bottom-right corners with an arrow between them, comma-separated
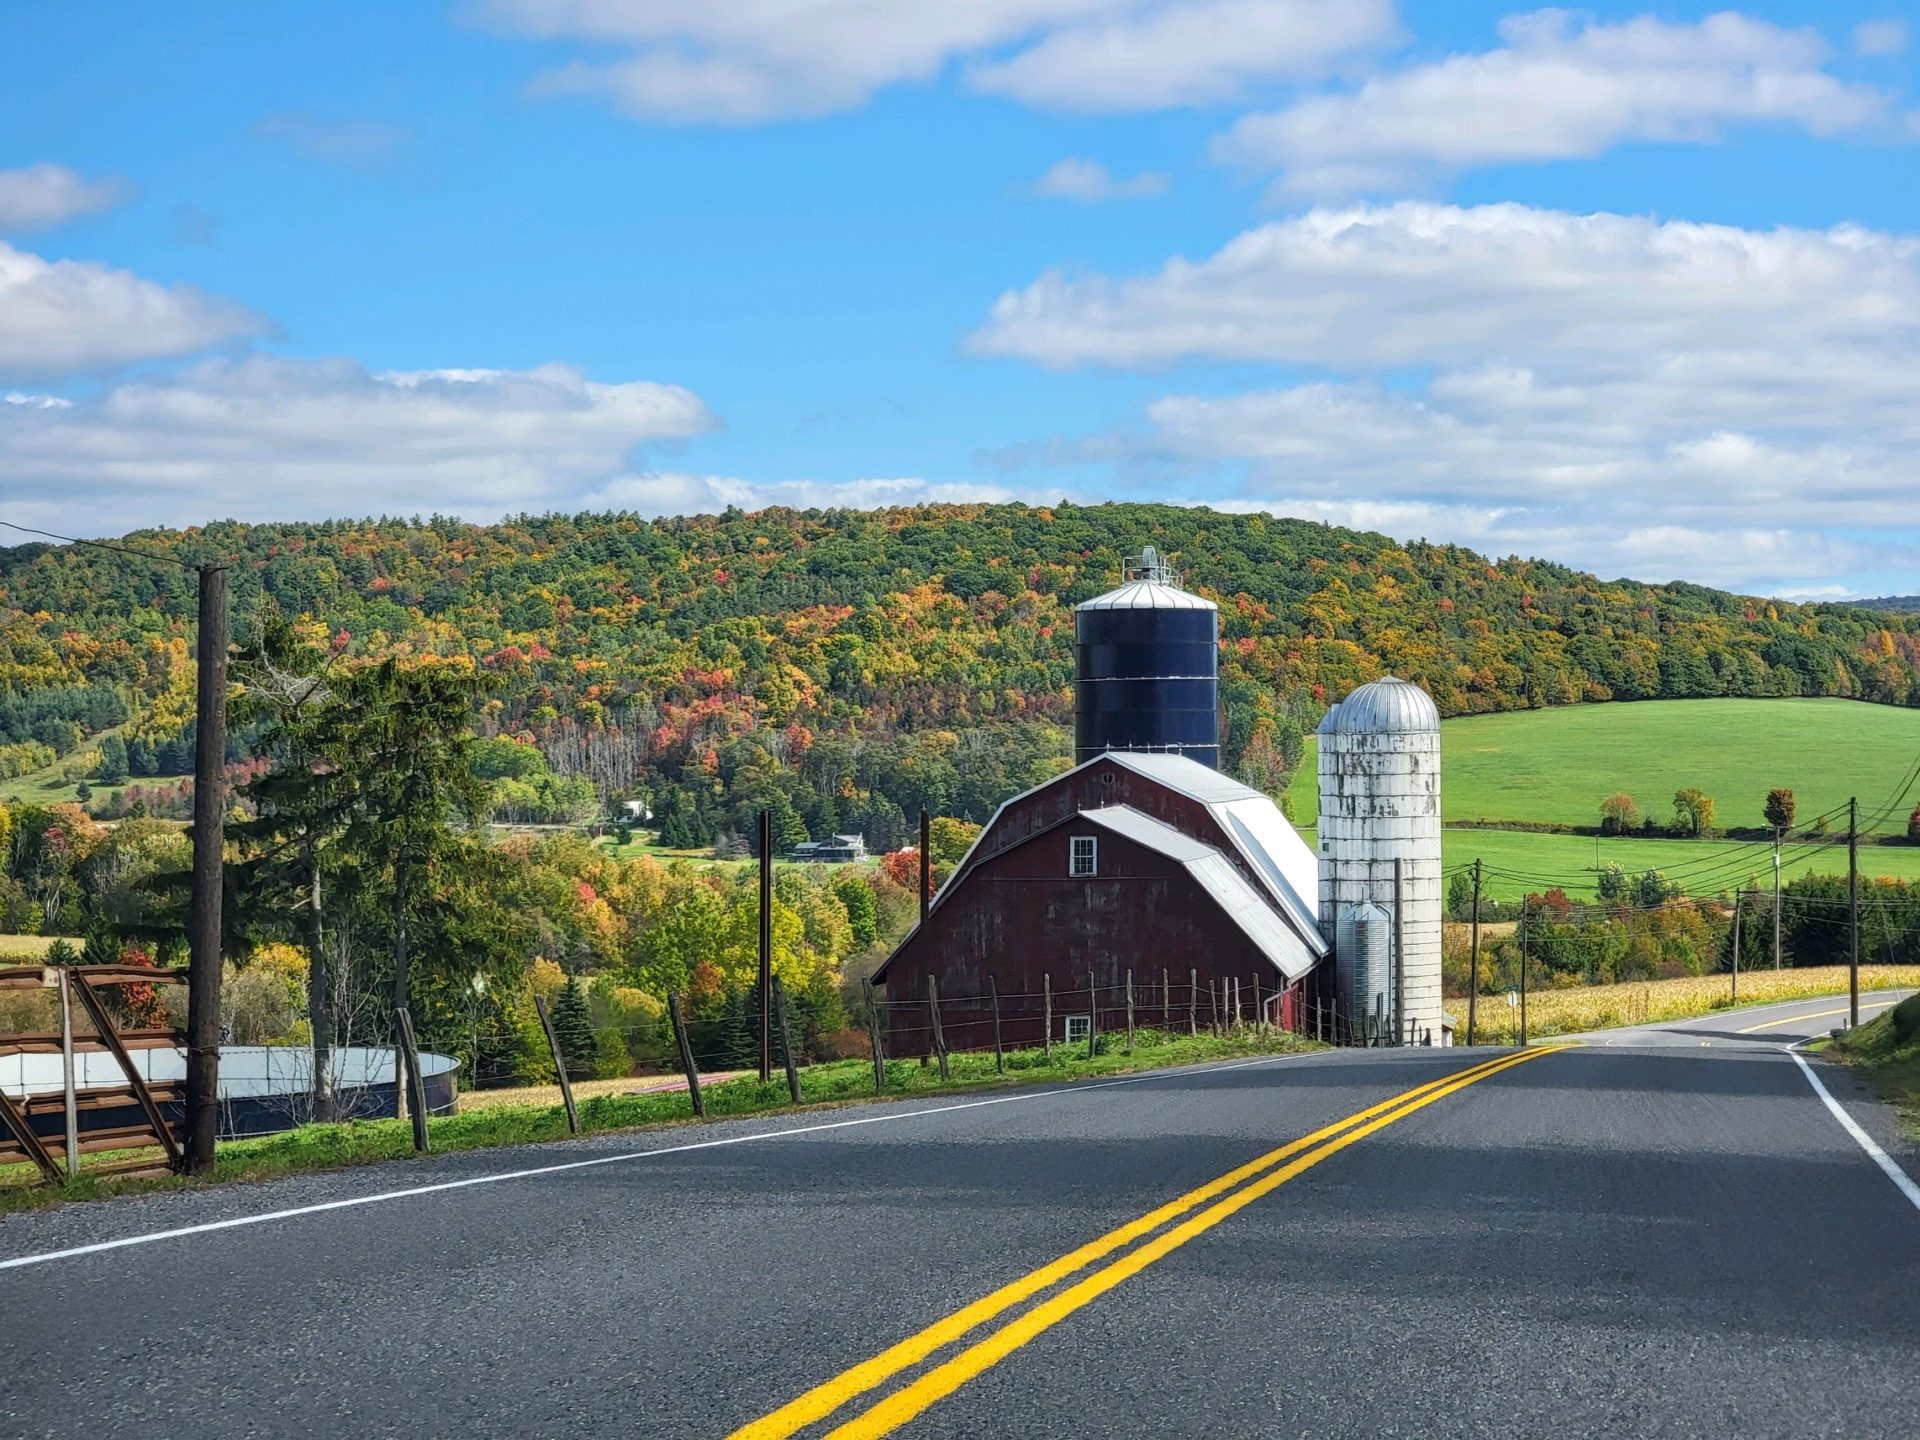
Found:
1103,753 -> 1326,954
1103,751 -> 1261,803
1080,807 -> 1320,981
1075,579 -> 1217,612
914,748 -> 1324,956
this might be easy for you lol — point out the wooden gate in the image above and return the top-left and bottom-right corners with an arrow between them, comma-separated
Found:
0,962 -> 189,1185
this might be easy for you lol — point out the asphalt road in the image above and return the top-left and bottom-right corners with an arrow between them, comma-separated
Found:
3,993 -> 1917,1440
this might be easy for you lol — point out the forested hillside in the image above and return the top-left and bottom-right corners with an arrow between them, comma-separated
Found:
4,503 -> 1919,845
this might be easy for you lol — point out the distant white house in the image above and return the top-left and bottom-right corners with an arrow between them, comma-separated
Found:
789,833 -> 867,864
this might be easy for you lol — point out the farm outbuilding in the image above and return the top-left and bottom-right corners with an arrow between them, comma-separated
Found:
870,751 -> 1326,1055
873,547 -> 1449,1054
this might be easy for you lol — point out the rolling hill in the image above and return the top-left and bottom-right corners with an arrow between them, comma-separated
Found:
4,503 -> 1920,849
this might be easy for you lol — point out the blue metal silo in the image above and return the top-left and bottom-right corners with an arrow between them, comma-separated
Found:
1074,546 -> 1220,767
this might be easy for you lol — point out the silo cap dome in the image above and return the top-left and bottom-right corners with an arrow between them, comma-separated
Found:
1076,579 -> 1216,612
1314,703 -> 1341,736
1330,676 -> 1440,734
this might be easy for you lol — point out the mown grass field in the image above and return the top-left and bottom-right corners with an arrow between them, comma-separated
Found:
0,934 -> 63,960
1287,698 -> 1920,832
0,1026 -> 1316,1212
1452,964 -> 1920,1043
1297,824 -> 1920,898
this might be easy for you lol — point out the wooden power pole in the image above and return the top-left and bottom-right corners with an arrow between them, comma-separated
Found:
759,808 -> 772,1084
1772,827 -> 1783,970
1848,797 -> 1860,1030
183,562 -> 230,1175
1467,859 -> 1483,1047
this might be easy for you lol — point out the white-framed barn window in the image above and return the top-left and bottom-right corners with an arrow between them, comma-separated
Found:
1069,835 -> 1098,877
1064,1014 -> 1091,1045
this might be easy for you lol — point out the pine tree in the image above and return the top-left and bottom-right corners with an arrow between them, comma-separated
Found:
97,734 -> 129,785
551,975 -> 597,1080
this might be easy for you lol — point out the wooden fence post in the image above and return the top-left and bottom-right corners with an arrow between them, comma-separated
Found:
1189,969 -> 1198,1036
1161,968 -> 1169,1030
534,996 -> 579,1136
1086,971 -> 1098,1059
1250,973 -> 1261,1031
396,1005 -> 432,1152
1125,970 -> 1136,1051
862,978 -> 886,1093
772,975 -> 802,1104
58,967 -> 79,1179
988,976 -> 1005,1073
667,991 -> 704,1118
1043,973 -> 1053,1061
926,975 -> 950,1081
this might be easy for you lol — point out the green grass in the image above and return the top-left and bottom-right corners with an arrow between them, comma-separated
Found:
1826,993 -> 1920,1138
0,934 -> 68,960
0,1026 -> 1316,1213
1287,698 -> 1920,832
1403,826 -> 1920,898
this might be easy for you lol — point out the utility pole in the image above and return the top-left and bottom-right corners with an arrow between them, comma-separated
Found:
1848,796 -> 1860,1030
758,807 -> 772,1084
1467,859 -> 1482,1047
919,808 -> 931,923
1730,890 -> 1743,1007
183,561 -> 229,1176
1518,896 -> 1530,1049
1772,827 -> 1783,970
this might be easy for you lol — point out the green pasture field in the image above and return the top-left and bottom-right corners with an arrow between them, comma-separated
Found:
1294,824 -> 1920,900
1287,698 -> 1920,832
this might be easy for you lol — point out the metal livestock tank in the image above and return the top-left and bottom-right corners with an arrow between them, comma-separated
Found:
1316,676 -> 1445,1043
1074,546 -> 1219,768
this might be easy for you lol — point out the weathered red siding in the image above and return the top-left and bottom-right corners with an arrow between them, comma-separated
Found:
879,814 -> 1292,1057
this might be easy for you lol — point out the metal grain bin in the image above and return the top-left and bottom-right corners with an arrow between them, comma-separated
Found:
1074,546 -> 1219,768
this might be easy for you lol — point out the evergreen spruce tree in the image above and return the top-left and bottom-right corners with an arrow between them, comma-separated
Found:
551,975 -> 597,1080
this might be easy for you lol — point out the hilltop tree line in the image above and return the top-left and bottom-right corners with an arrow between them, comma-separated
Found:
4,503 -> 1918,829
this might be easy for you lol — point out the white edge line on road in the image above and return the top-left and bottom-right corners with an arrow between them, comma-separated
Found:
0,1049 -> 1344,1273
1788,1046 -> 1920,1216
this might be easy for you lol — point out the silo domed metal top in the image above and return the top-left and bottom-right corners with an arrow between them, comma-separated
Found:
1076,546 -> 1218,612
1329,676 -> 1440,735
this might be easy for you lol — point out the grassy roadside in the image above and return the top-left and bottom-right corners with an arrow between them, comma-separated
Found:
0,1027 -> 1317,1216
1824,994 -> 1920,1139
1447,964 -> 1920,1041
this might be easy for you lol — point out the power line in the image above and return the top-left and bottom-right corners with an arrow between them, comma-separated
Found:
0,518 -> 197,573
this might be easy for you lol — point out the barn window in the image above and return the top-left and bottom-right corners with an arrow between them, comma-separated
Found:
1064,1015 -> 1091,1045
1069,836 -> 1098,877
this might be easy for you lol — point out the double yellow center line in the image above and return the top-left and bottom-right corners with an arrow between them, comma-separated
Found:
730,1044 -> 1562,1440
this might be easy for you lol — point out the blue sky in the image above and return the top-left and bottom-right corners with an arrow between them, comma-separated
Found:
1,1 -> 1916,598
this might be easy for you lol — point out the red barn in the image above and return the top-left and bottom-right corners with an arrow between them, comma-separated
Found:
872,752 -> 1326,1056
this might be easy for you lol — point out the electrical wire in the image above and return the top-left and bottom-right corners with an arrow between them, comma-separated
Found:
0,518 -> 198,572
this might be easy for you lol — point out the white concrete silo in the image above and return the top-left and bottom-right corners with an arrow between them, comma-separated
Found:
1316,677 -> 1444,1043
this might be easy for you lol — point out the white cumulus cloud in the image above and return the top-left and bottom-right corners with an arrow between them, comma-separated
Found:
1213,10 -> 1896,195
0,164 -> 134,233
969,0 -> 1397,111
1030,158 -> 1169,201
0,241 -> 267,378
1853,18 -> 1908,57
0,357 -> 719,531
474,0 -> 1398,122
976,200 -> 1920,596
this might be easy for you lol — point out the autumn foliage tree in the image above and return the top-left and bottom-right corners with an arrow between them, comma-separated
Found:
1599,793 -> 1640,835
1671,788 -> 1717,838
1764,787 -> 1796,833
